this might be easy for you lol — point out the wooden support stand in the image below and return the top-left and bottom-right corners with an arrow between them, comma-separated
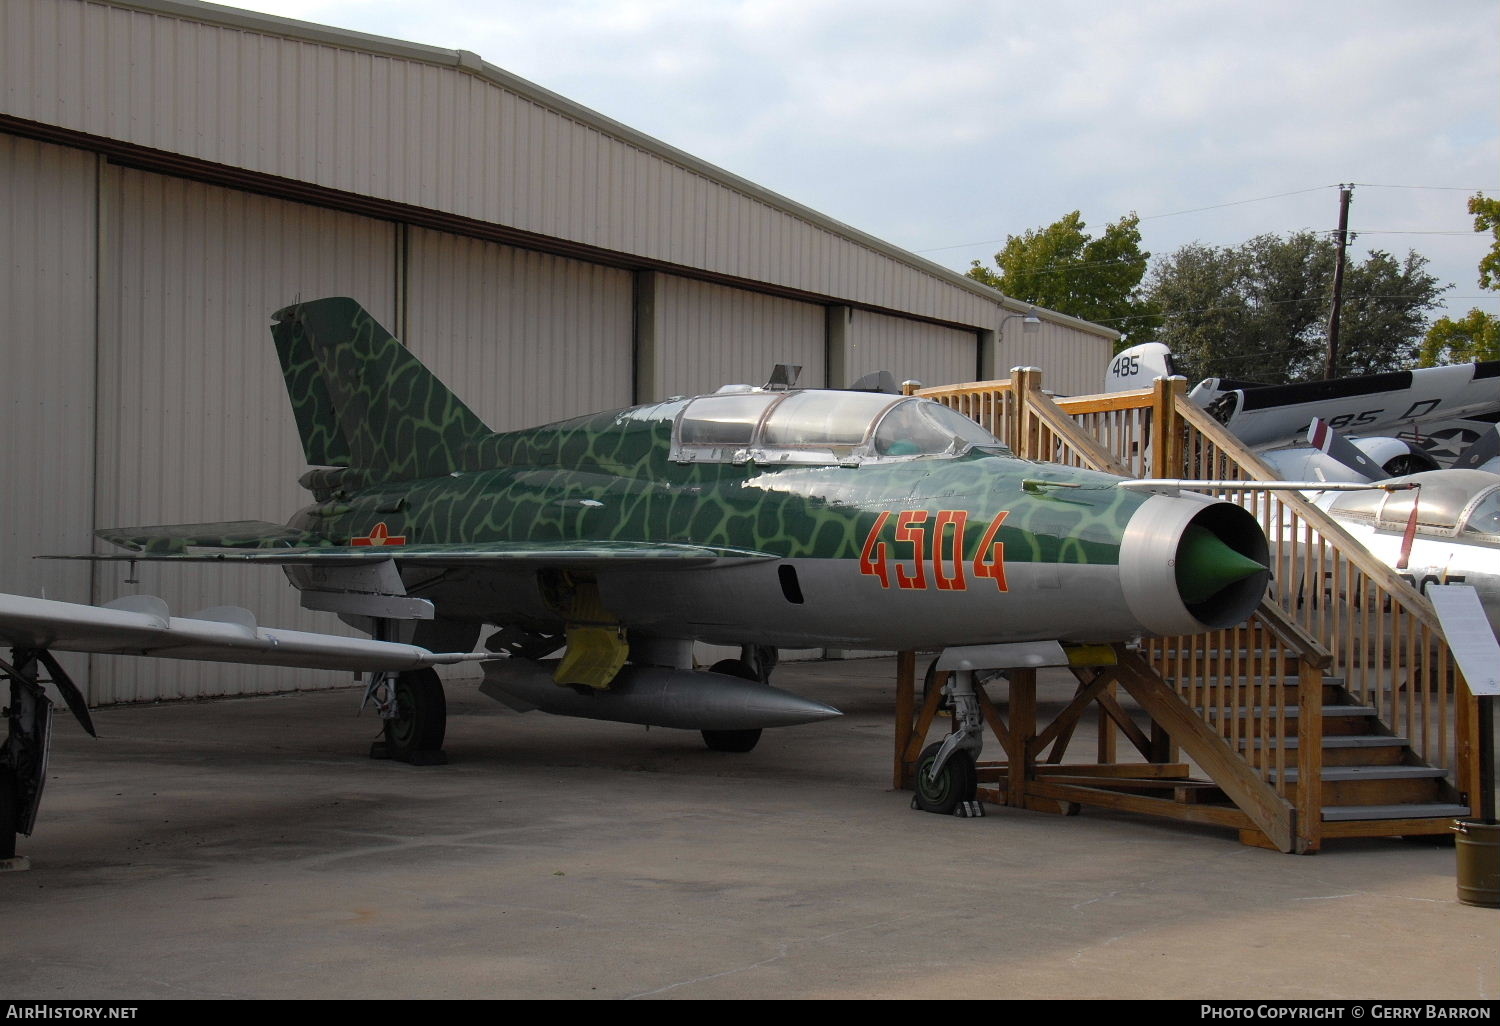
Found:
906,367 -> 1479,852
895,645 -> 1298,851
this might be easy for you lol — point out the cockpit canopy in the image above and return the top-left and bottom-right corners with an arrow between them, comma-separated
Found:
1326,469 -> 1500,540
671,389 -> 1007,466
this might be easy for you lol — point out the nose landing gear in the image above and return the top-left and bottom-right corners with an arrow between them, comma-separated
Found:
911,666 -> 983,815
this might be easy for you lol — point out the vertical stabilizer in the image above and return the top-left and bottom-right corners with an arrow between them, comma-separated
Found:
1105,342 -> 1177,393
271,298 -> 494,481
271,301 -> 354,468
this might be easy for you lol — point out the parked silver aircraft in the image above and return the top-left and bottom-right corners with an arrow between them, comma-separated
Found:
1103,348 -> 1500,634
1105,342 -> 1500,475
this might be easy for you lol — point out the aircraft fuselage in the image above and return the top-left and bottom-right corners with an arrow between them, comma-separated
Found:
281,398 -> 1267,651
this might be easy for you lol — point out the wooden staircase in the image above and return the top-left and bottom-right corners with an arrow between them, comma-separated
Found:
1235,676 -> 1469,836
897,370 -> 1485,852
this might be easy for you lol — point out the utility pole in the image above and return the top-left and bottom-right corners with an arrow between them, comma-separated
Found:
1323,184 -> 1353,379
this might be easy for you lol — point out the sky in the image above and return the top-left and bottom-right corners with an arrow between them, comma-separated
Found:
224,0 -> 1498,327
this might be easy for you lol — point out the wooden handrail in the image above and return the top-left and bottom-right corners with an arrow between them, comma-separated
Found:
1172,398 -> 1446,637
912,378 -> 1013,398
914,368 -> 1477,849
1019,388 -> 1135,477
1254,597 -> 1333,669
1055,389 -> 1156,415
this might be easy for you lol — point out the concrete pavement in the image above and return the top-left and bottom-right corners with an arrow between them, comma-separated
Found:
2,658 -> 1495,1000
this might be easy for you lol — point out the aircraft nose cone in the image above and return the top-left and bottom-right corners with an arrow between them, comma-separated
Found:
1175,524 -> 1269,605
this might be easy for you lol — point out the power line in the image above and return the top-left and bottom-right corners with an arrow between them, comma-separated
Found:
916,183 -> 1500,254
1086,292 -> 1464,327
1352,229 -> 1488,236
996,254 -> 1151,277
914,188 -> 1336,252
1352,183 -> 1500,192
1137,186 -> 1336,221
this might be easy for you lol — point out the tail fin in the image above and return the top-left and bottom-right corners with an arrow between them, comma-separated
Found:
271,298 -> 494,481
1105,342 -> 1177,393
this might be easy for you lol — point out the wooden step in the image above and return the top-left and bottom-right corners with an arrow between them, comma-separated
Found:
1240,734 -> 1407,750
1204,704 -> 1380,736
1322,803 -> 1470,822
1166,675 -> 1348,689
1266,765 -> 1451,805
1169,678 -> 1349,702
1168,673 -> 1348,686
1239,734 -> 1408,766
1269,766 -> 1447,783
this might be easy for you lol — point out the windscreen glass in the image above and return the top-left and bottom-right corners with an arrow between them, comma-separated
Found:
1460,490 -> 1500,537
874,400 -> 1002,456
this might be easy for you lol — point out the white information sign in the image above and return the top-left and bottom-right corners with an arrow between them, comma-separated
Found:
1426,585 -> 1500,697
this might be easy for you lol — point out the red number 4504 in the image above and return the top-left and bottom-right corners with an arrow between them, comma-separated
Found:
858,509 -> 1008,592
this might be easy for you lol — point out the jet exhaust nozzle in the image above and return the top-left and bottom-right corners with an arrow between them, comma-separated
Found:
479,660 -> 842,731
1120,493 -> 1270,635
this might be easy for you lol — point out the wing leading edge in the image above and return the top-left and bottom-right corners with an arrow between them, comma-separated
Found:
66,534 -> 779,570
0,593 -> 483,671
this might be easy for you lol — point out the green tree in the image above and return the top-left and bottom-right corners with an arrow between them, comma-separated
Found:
1147,231 -> 1445,383
1420,194 -> 1500,365
967,211 -> 1157,344
1474,193 -> 1500,289
1420,309 -> 1500,365
1339,249 -> 1448,376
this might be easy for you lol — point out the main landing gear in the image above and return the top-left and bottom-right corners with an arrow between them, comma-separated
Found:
365,618 -> 476,766
701,659 -> 762,753
2,648 -> 97,865
700,645 -> 779,754
369,668 -> 448,765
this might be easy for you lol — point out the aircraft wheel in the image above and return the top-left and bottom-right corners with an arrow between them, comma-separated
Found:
700,659 -> 763,753
383,668 -> 447,760
0,767 -> 17,859
913,741 -> 977,815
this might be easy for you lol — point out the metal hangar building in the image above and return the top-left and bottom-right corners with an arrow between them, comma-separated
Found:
1,0 -> 1118,704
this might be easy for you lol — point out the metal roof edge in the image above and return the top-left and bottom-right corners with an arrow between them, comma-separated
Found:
90,0 -> 1118,342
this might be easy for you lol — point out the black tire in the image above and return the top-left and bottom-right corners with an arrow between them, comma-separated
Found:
0,767 -> 17,860
383,668 -> 447,759
913,740 -> 977,815
700,658 -> 762,753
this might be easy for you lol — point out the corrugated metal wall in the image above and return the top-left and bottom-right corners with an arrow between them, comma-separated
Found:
0,0 -> 1121,705
842,309 -> 979,391
0,131 -> 1113,705
0,0 -> 1010,330
90,167 -> 398,702
0,134 -> 97,616
404,229 -> 633,431
648,275 -> 826,400
1000,321 -> 1110,397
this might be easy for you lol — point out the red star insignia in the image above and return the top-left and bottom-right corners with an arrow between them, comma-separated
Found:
351,522 -> 407,547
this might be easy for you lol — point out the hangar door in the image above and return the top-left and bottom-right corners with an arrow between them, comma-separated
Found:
1003,323 -> 1112,397
92,167 -> 399,704
843,309 -> 979,391
0,135 -> 97,618
404,228 -> 634,432
648,276 -> 826,401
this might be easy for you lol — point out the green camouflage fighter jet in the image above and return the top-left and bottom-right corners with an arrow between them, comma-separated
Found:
10,297 -> 1269,817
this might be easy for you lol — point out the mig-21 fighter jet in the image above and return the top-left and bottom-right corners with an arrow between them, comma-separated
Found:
1,298 -> 1270,847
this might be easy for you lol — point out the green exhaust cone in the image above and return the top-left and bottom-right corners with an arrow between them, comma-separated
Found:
1175,526 -> 1267,605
